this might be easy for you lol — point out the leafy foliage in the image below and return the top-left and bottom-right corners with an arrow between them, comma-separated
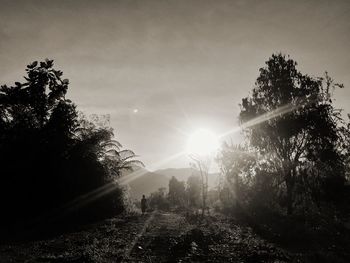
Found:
186,174 -> 201,208
219,54 -> 348,215
216,143 -> 256,207
148,187 -> 170,211
190,158 -> 211,215
0,60 -> 142,225
168,176 -> 186,206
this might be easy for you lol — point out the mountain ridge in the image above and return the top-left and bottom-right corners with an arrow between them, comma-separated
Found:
123,167 -> 219,199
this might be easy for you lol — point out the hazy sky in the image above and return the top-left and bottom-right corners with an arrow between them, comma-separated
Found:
1,0 -> 349,170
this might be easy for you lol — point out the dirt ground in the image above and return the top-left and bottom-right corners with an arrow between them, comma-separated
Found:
0,211 -> 308,262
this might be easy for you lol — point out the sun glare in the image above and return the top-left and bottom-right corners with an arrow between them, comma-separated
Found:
187,129 -> 219,156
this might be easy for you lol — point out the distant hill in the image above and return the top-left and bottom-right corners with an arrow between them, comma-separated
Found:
121,167 -> 170,200
155,168 -> 219,189
155,168 -> 194,182
122,167 -> 220,199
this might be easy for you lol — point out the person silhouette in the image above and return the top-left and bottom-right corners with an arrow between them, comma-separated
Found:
141,195 -> 147,215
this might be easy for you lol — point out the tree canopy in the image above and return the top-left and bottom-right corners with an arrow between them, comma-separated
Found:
220,54 -> 347,215
0,59 -> 142,224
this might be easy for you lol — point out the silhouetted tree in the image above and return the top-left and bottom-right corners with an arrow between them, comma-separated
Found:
186,174 -> 201,208
190,158 -> 210,215
0,59 -> 77,220
239,54 -> 346,214
0,60 -> 142,227
168,176 -> 186,206
148,187 -> 169,211
341,114 -> 350,181
216,143 -> 256,208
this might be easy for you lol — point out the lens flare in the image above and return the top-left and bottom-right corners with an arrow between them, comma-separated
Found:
187,129 -> 219,156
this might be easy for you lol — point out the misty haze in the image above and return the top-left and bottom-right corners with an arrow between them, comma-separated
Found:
1,0 -> 350,262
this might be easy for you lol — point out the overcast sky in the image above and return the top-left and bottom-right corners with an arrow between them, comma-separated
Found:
1,0 -> 349,170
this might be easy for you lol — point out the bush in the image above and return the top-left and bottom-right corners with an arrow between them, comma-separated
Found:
0,60 -> 142,231
148,188 -> 170,211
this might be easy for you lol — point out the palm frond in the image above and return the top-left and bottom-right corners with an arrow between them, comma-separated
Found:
105,149 -> 121,157
118,149 -> 136,158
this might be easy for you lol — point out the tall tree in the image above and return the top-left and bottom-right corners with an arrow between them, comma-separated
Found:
168,176 -> 186,206
0,60 -> 142,224
0,59 -> 77,217
186,174 -> 201,208
239,54 -> 346,214
217,143 -> 256,207
190,158 -> 210,215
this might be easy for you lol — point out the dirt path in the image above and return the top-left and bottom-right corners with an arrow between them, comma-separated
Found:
123,212 -> 193,262
0,211 -> 293,263
124,211 -> 292,263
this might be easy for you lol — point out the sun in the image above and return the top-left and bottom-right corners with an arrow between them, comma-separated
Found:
187,128 -> 219,156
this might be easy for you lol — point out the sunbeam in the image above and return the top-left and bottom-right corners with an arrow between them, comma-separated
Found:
218,101 -> 307,139
56,150 -> 188,214
30,102 -> 308,224
120,150 -> 187,185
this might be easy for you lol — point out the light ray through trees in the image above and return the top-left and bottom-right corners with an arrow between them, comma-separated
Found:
218,100 -> 309,139
45,99 -> 312,218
